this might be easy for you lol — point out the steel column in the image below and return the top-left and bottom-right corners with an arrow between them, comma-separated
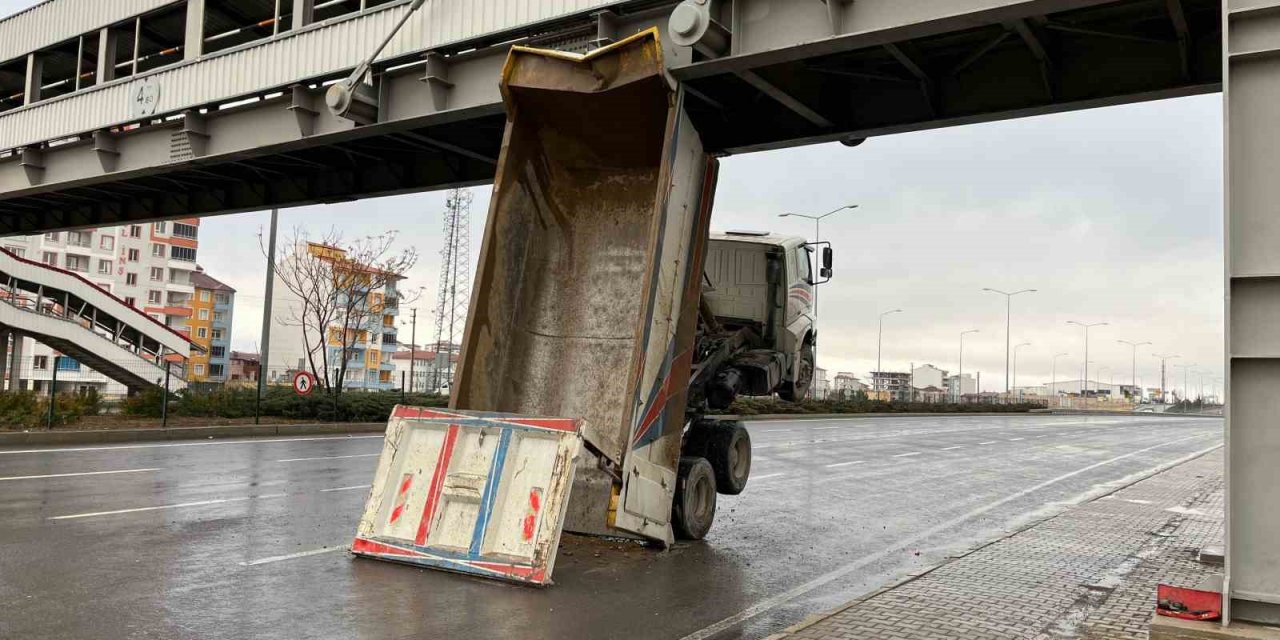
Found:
185,0 -> 207,61
24,53 -> 42,105
1225,0 -> 1280,624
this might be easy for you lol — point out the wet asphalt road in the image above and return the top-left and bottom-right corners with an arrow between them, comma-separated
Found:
0,414 -> 1221,640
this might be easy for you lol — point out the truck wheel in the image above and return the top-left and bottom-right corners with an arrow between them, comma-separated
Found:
706,422 -> 751,495
673,457 -> 717,540
778,340 -> 815,402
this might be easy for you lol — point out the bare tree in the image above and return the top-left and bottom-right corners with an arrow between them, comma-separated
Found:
263,227 -> 419,394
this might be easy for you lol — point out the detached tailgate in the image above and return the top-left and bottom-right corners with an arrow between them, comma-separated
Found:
352,406 -> 582,586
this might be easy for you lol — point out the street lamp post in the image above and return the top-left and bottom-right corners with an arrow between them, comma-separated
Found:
1173,362 -> 1196,405
780,204 -> 857,392
1051,352 -> 1068,407
1012,342 -> 1031,400
982,288 -> 1037,397
1117,340 -> 1151,402
958,329 -> 979,402
1152,353 -> 1180,404
1067,320 -> 1108,407
876,309 -> 903,397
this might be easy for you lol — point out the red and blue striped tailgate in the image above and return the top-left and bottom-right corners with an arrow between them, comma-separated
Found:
352,406 -> 582,586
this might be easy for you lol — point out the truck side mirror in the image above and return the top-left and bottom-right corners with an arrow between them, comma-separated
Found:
822,247 -> 833,270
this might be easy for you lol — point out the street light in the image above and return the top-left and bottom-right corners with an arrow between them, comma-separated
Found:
1173,362 -> 1196,405
780,203 -> 857,385
1051,352 -> 1069,407
958,329 -> 979,402
1012,342 -> 1031,397
1152,353 -> 1180,404
876,308 -> 903,396
982,288 -> 1037,395
1117,340 -> 1151,402
1067,320 -> 1108,406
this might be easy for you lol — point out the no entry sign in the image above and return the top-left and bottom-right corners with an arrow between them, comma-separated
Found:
293,371 -> 317,396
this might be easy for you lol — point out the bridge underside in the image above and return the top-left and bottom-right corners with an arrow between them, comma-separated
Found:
0,0 -> 1220,236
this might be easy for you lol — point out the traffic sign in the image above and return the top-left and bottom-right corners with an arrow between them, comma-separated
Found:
293,371 -> 317,396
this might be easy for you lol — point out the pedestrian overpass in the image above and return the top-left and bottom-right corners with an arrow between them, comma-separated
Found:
2,0 -> 1277,627
0,247 -> 193,393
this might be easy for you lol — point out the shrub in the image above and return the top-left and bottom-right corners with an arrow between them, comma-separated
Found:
0,389 -> 101,429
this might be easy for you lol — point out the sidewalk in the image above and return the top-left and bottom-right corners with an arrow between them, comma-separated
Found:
769,450 -> 1225,640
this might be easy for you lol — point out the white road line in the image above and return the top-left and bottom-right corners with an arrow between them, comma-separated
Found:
752,473 -> 785,480
1036,435 -> 1049,438
893,451 -> 922,458
813,426 -> 845,431
1009,437 -> 1025,441
1,435 -> 385,455
240,547 -> 346,566
978,441 -> 997,445
679,434 -> 1221,640
278,453 -> 380,463
320,484 -> 370,493
0,467 -> 160,481
824,460 -> 864,468
940,446 -> 964,451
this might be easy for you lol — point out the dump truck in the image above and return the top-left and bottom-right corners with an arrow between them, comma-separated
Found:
351,29 -> 831,585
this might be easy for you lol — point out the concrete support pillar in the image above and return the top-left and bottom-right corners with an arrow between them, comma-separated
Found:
292,0 -> 314,30
185,0 -> 206,60
96,28 -> 117,84
23,53 -> 42,105
1226,0 -> 1280,625
0,331 -> 9,391
8,335 -> 24,391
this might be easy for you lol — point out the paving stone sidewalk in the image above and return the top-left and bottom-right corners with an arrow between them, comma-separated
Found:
768,450 -> 1225,640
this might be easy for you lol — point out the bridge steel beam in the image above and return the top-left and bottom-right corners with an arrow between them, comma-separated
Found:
1225,0 -> 1280,626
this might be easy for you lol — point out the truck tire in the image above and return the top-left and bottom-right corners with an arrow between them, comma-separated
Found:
673,457 -> 717,540
705,422 -> 751,495
778,340 -> 815,402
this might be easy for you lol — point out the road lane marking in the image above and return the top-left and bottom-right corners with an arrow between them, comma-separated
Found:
1,435 -> 385,455
278,453 -> 380,463
679,434 -> 1221,640
752,473 -> 785,480
240,547 -> 346,566
813,426 -> 845,431
48,483 -> 367,520
0,467 -> 160,481
320,484 -> 370,493
893,452 -> 921,458
940,446 -> 964,451
979,441 -> 997,445
1009,437 -> 1025,441
824,460 -> 864,468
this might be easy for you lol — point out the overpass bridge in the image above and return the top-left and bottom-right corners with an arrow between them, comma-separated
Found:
3,0 -> 1279,628
0,247 -> 194,393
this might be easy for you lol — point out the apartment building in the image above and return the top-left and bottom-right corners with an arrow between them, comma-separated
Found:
188,269 -> 236,384
1,220 -> 202,395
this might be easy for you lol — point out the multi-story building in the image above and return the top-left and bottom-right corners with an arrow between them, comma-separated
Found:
391,342 -> 459,393
911,364 -> 949,390
869,371 -> 913,402
229,351 -> 260,387
2,220 -> 203,395
266,243 -> 402,392
945,373 -> 978,399
189,269 -> 235,384
832,372 -> 867,397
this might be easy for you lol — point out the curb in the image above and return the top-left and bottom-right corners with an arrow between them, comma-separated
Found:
720,412 -> 1039,421
0,422 -> 387,446
763,444 -> 1225,639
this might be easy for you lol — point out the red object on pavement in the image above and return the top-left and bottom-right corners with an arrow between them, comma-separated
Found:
1157,584 -> 1222,621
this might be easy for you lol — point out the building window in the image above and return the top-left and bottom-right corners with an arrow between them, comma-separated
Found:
211,346 -> 225,357
66,231 -> 91,247
65,254 -> 89,272
100,236 -> 114,251
170,246 -> 197,262
213,312 -> 225,323
194,363 -> 205,375
42,252 -> 57,266
127,249 -> 139,262
56,357 -> 81,372
197,327 -> 208,339
126,273 -> 138,286
98,260 -> 112,274
150,267 -> 163,281
33,356 -> 47,370
127,225 -> 142,238
198,309 -> 209,320
154,222 -> 167,233
147,290 -> 162,304
125,296 -> 136,307
173,223 -> 198,240
151,243 -> 165,257
44,232 -> 59,242
4,245 -> 22,257
98,283 -> 111,293
200,290 -> 210,302
211,329 -> 223,340
215,293 -> 230,305
209,364 -> 224,377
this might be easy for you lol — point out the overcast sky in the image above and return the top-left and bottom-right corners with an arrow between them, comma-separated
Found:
2,0 -> 1224,394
